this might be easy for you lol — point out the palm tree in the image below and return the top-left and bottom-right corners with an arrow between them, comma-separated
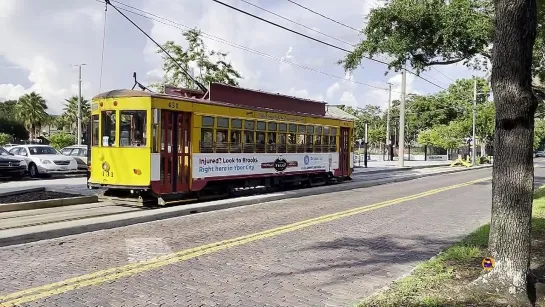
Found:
62,96 -> 90,136
15,92 -> 48,142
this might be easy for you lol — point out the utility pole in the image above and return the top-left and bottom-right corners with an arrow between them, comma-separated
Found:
75,64 -> 86,145
386,82 -> 392,161
364,123 -> 368,168
398,67 -> 407,167
472,78 -> 477,166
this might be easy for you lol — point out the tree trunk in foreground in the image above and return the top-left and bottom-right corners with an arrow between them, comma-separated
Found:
480,0 -> 538,302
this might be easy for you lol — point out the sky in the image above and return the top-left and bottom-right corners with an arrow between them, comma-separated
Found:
0,0 -> 481,115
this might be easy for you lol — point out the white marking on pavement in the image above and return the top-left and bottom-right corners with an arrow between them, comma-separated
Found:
125,238 -> 173,263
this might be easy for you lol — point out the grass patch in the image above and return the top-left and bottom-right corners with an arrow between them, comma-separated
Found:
358,186 -> 545,307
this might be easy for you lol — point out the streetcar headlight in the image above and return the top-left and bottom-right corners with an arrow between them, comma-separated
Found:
102,161 -> 110,172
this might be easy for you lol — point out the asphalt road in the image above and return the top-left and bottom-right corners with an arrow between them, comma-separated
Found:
3,163 -> 545,307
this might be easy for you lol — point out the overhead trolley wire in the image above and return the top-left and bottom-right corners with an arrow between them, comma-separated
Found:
210,0 -> 447,90
239,0 -> 356,47
103,0 -> 207,92
96,0 -> 394,92
285,0 -> 363,32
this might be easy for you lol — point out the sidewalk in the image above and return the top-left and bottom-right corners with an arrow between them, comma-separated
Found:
353,160 -> 451,173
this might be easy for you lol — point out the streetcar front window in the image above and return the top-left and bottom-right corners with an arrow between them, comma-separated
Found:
101,111 -> 116,147
120,110 -> 147,147
91,115 -> 99,146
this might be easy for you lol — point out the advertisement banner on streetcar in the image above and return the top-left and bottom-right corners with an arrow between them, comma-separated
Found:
192,153 -> 339,178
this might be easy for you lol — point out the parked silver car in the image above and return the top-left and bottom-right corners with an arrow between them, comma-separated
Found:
60,145 -> 88,172
8,145 -> 78,177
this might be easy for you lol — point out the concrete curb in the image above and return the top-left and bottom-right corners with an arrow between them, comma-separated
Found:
0,165 -> 492,247
0,195 -> 99,213
353,163 -> 452,175
0,187 -> 45,197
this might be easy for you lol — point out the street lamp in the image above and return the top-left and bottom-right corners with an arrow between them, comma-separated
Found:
73,64 -> 86,145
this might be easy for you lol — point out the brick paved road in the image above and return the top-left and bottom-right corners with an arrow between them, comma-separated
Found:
0,168 -> 529,307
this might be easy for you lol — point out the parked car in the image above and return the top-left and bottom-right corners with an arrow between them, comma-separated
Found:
8,145 -> 78,178
0,147 -> 27,179
60,145 -> 88,172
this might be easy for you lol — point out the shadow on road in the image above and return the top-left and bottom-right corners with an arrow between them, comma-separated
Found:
261,234 -> 464,290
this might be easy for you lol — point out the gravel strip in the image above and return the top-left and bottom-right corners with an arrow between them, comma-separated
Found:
0,191 -> 80,204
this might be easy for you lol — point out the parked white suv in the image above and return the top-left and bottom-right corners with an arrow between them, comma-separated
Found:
8,145 -> 78,177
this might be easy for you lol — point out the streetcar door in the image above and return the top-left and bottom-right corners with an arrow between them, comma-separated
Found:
339,127 -> 350,177
158,111 -> 176,193
175,112 -> 191,192
158,111 -> 191,194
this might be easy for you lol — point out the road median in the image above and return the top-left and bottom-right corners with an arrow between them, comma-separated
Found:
0,164 -> 492,247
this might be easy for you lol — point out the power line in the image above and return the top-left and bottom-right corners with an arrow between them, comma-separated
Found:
238,0 -> 356,47
103,0 -> 207,92
210,0 -> 447,90
285,0 -> 362,32
100,0 -> 392,92
431,66 -> 456,83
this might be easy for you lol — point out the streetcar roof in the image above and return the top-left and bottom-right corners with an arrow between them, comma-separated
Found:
93,89 -> 356,121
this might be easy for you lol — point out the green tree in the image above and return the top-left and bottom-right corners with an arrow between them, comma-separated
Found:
62,96 -> 91,137
0,133 -> 11,146
0,100 -> 29,141
534,120 -> 545,150
48,132 -> 75,150
152,28 -> 242,92
341,0 -> 540,300
15,92 -> 48,141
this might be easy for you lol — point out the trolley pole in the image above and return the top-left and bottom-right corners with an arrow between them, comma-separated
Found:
364,123 -> 368,168
75,64 -> 86,145
398,67 -> 407,167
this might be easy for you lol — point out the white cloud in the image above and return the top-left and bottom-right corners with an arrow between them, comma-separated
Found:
0,84 -> 25,101
339,91 -> 358,107
0,0 -> 477,116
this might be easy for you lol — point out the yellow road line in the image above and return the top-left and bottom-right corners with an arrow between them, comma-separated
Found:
0,176 -> 491,306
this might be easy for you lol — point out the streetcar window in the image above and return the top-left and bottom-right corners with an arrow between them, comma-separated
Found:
323,133 -> 330,149
287,133 -> 296,153
91,115 -> 99,146
216,129 -> 228,153
119,110 -> 147,147
316,126 -> 323,135
278,133 -> 287,153
314,135 -> 323,153
279,123 -> 287,132
288,123 -> 296,132
257,121 -> 266,131
306,126 -> 314,134
101,110 -> 116,147
267,132 -> 277,153
268,122 -> 277,131
330,135 -> 337,152
229,130 -> 242,153
256,131 -> 266,153
331,127 -> 337,135
244,120 -> 255,130
231,119 -> 242,129
305,134 -> 313,152
200,128 -> 213,153
298,125 -> 306,133
217,117 -> 229,128
243,130 -> 254,153
324,126 -> 330,135
297,133 -> 305,152
202,116 -> 214,127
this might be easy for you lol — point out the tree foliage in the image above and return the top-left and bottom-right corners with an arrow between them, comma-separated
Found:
152,29 -> 242,92
15,92 -> 48,141
49,132 -> 75,150
341,0 -> 493,74
0,133 -> 11,146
